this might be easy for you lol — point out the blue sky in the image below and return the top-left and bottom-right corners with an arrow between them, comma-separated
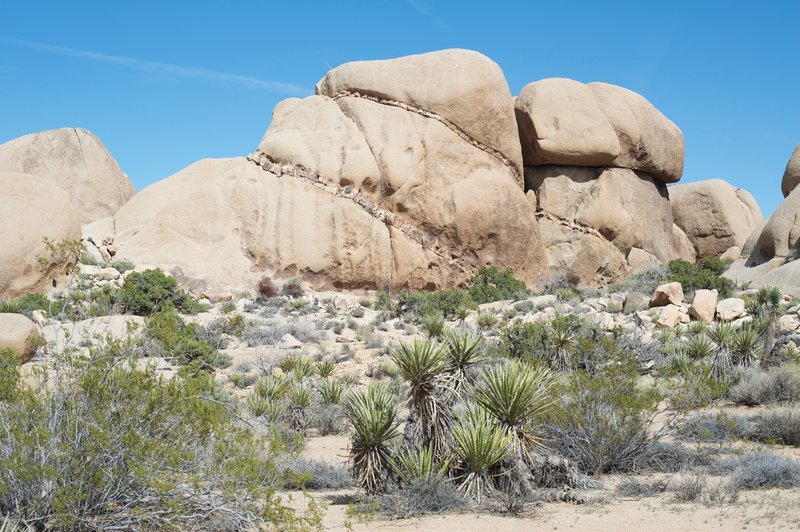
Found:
1,1 -> 798,216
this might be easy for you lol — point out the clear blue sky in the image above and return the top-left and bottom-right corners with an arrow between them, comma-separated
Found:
1,1 -> 798,216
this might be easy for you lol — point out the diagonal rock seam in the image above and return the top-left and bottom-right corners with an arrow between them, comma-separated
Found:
534,210 -> 607,241
246,153 -> 471,275
329,90 -> 522,186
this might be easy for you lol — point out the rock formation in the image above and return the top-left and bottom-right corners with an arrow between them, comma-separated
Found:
670,179 -> 763,259
782,144 -> 800,197
0,128 -> 135,223
516,78 -> 687,284
113,49 -> 546,292
0,172 -> 82,298
726,146 -> 800,296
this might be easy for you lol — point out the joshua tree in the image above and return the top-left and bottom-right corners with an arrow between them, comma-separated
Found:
731,327 -> 764,368
546,321 -> 577,372
746,285 -> 784,358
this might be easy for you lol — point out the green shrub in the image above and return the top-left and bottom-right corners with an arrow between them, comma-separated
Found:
109,258 -> 136,273
665,258 -> 736,298
397,288 -> 476,319
543,348 -> 663,475
467,266 -> 529,304
498,319 -> 547,360
0,352 -> 318,529
756,407 -> 800,446
120,269 -> 203,316
0,348 -> 20,402
729,365 -> 800,405
145,309 -> 230,370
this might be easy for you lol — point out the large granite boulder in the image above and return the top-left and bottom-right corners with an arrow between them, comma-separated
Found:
670,179 -> 763,258
0,128 -> 135,223
515,79 -> 684,183
0,172 -> 82,298
515,78 -> 620,167
782,144 -> 800,197
526,165 -> 679,285
0,313 -> 40,363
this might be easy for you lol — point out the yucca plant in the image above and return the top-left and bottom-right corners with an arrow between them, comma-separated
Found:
288,381 -> 316,433
227,371 -> 247,388
731,328 -> 764,368
390,338 -> 453,455
476,312 -> 498,330
421,312 -> 446,339
320,378 -> 345,405
443,329 -> 486,393
451,405 -> 510,503
546,321 -> 576,372
254,375 -> 288,400
391,444 -> 450,485
687,320 -> 709,336
315,358 -> 336,378
684,334 -> 715,359
290,357 -> 316,380
707,322 -> 736,381
655,327 -> 677,346
246,394 -> 280,420
472,361 -> 555,454
343,384 -> 401,494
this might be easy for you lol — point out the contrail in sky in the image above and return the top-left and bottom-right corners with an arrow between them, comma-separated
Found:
0,36 -> 308,94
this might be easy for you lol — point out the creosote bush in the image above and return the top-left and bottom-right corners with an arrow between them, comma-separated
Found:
467,266 -> 529,304
0,349 -> 320,530
120,269 -> 203,316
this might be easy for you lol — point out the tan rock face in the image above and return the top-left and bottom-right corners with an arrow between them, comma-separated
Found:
0,128 -> 135,223
716,297 -> 746,321
0,313 -> 39,363
670,179 -> 763,258
515,78 -> 620,167
0,172 -> 82,298
527,165 -> 679,284
781,144 -> 800,197
315,48 -> 524,184
588,83 -> 685,183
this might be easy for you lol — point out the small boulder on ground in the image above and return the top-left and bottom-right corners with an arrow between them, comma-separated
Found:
650,282 -> 684,307
0,313 -> 40,363
716,297 -> 746,321
689,289 -> 718,324
657,304 -> 687,328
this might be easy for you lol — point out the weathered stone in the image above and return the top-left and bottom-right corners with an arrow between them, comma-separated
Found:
689,289 -> 718,324
781,144 -> 800,197
716,297 -> 746,321
0,313 -> 40,363
624,292 -> 650,314
657,304 -> 686,328
650,282 -> 684,307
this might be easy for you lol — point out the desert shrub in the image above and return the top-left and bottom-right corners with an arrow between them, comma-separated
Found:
543,349 -> 664,475
244,317 -> 325,346
282,278 -> 304,298
375,478 -> 467,518
396,288 -> 476,319
498,319 -> 547,360
282,457 -> 352,490
351,306 -> 365,318
373,291 -> 396,314
467,266 -> 529,304
756,407 -> 800,446
668,360 -> 728,410
0,351 -> 317,530
119,269 -> 203,316
671,474 -> 738,504
35,237 -> 83,280
257,276 -> 279,299
728,365 -> 800,405
678,412 -> 753,442
0,348 -> 20,402
108,258 -> 135,273
145,309 -> 230,370
314,403 -> 346,436
711,451 -> 800,490
665,258 -> 736,298
608,264 -> 668,294
615,477 -> 669,498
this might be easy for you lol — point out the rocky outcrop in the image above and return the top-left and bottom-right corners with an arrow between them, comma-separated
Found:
526,165 -> 679,285
670,179 -> 763,259
515,79 -> 684,183
726,146 -> 800,296
0,172 -> 82,298
782,144 -> 800,197
111,50 -> 546,293
0,128 -> 135,223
